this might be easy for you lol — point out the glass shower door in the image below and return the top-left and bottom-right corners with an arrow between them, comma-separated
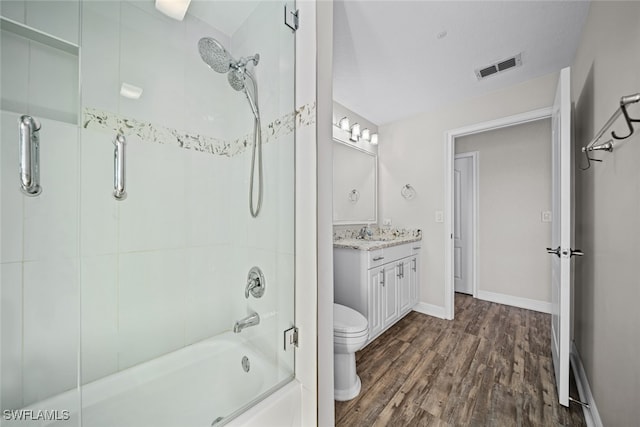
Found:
78,1 -> 295,426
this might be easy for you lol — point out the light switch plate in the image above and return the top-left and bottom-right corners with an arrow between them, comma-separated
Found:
541,211 -> 552,222
435,210 -> 444,223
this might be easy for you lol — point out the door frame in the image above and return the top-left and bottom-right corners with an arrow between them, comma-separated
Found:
453,151 -> 479,298
443,107 -> 553,320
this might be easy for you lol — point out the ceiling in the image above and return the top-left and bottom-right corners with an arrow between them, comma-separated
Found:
333,0 -> 590,125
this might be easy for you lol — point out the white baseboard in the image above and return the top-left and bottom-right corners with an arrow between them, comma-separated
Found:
571,342 -> 603,427
413,302 -> 446,319
476,290 -> 551,314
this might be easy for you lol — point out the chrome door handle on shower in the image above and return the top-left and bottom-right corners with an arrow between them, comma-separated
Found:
18,115 -> 42,196
113,133 -> 127,200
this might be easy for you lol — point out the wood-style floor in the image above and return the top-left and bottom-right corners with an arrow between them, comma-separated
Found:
335,294 -> 586,427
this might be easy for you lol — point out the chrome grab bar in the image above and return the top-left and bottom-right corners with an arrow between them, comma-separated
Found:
18,115 -> 42,196
112,133 -> 127,200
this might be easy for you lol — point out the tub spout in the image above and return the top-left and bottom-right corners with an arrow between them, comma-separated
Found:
233,312 -> 260,333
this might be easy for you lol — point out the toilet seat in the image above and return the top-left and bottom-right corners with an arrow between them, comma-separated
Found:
334,303 -> 368,335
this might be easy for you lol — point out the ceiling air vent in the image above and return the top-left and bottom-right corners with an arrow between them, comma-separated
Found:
475,53 -> 522,80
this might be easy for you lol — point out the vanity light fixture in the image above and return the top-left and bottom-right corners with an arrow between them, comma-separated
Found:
361,128 -> 371,141
370,133 -> 379,145
155,0 -> 191,21
350,123 -> 361,142
338,117 -> 350,131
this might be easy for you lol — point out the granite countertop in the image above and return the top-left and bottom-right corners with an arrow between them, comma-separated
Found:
333,235 -> 422,251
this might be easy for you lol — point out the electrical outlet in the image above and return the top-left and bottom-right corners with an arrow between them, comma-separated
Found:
435,210 -> 444,223
541,211 -> 552,222
383,218 -> 392,227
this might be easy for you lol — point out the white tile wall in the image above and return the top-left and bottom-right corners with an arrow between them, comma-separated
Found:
22,258 -> 79,406
0,1 -> 26,23
229,153 -> 249,246
117,249 -> 186,370
23,117 -> 79,261
25,0 -> 80,45
118,2 -> 186,132
80,1 -> 120,113
276,136 -> 295,256
28,41 -> 79,124
118,137 -> 187,253
80,128 -> 119,257
247,142 -> 279,251
184,151 -> 233,248
1,112 -> 24,263
184,246 -> 233,344
0,31 -> 29,114
1,262 -> 23,410
81,255 -> 118,384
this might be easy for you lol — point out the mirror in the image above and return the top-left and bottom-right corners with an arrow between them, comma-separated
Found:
333,139 -> 377,224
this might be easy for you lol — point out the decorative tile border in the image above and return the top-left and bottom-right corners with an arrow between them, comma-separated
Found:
82,101 -> 315,157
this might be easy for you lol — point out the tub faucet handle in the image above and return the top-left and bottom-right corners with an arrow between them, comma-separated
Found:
245,266 -> 265,299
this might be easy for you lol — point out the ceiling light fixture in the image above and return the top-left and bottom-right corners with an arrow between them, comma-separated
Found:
155,0 -> 191,21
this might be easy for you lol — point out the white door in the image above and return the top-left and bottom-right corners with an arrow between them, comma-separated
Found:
548,66 -> 573,407
454,154 -> 474,295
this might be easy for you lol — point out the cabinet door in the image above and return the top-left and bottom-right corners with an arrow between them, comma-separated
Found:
383,264 -> 398,327
399,258 -> 412,315
367,267 -> 384,339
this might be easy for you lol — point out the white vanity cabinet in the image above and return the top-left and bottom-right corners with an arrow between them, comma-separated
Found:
334,241 -> 421,345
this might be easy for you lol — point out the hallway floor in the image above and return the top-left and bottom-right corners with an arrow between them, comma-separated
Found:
335,294 -> 586,426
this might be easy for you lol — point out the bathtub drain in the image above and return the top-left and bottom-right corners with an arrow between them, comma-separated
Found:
241,356 -> 250,372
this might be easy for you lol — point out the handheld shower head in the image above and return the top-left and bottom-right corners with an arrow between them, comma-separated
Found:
228,69 -> 245,91
198,37 -> 233,73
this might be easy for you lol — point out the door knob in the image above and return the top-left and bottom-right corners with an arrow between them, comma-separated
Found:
570,249 -> 584,257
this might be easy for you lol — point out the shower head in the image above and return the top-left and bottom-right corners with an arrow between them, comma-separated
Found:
228,69 -> 245,91
198,36 -> 260,121
198,37 -> 233,73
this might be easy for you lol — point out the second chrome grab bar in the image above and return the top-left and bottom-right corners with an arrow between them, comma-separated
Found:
19,115 -> 42,196
113,133 -> 127,200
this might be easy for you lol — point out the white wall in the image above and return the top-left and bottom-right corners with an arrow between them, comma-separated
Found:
571,2 -> 640,425
379,72 -> 558,310
456,119 -> 552,306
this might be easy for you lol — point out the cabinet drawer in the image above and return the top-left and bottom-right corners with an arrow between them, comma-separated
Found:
368,249 -> 385,268
383,242 -> 412,262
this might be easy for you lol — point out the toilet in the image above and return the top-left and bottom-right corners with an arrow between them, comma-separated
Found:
333,303 -> 369,401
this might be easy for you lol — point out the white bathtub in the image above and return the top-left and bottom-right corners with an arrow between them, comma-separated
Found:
17,333 -> 293,427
